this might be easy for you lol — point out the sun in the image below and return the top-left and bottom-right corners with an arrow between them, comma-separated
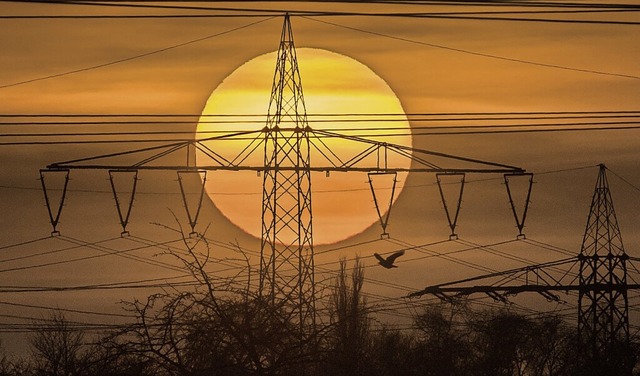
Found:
196,48 -> 412,245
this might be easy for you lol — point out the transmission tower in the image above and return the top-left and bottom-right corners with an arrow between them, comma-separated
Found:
408,164 -> 636,375
39,15 -> 526,344
578,164 -> 631,374
259,14 -> 315,331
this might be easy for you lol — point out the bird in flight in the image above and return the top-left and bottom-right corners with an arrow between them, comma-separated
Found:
374,250 -> 405,269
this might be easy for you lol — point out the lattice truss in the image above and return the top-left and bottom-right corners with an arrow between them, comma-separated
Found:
408,165 -> 640,371
259,16 -> 315,329
38,16 -> 528,335
578,165 -> 630,365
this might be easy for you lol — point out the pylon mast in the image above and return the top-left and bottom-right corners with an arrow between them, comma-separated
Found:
259,14 -> 315,330
408,164 -> 635,374
39,16 -> 527,332
578,164 -> 631,373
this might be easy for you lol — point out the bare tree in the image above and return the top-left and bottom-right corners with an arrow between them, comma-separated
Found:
527,316 -> 575,376
100,221 -> 317,376
325,257 -> 370,376
413,302 -> 473,376
29,311 -> 85,376
0,341 -> 27,376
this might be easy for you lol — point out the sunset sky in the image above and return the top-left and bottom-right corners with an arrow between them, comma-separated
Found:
1,0 -> 640,355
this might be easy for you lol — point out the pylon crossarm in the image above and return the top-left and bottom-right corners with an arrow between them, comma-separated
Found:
194,142 -> 233,166
411,283 -> 640,298
308,139 -> 341,169
486,291 -> 509,303
197,128 -> 264,143
225,131 -> 267,166
341,144 -> 380,168
134,143 -> 188,167
525,265 -> 570,289
41,164 -> 520,173
47,141 -> 188,169
308,129 -> 344,166
311,129 -> 524,173
312,129 -> 412,169
389,145 -> 440,170
395,142 -> 523,171
46,129 -> 265,170
406,256 -> 578,298
43,126 -> 524,173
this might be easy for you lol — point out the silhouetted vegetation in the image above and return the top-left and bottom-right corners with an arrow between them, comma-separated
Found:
4,233 -> 638,376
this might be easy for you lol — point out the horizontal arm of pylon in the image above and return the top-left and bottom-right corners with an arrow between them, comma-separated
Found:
46,128 -> 524,174
311,129 -> 524,172
407,256 -> 579,298
45,129 -> 264,170
42,164 -> 523,174
409,283 -> 640,299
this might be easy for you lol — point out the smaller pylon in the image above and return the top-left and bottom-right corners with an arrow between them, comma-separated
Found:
577,164 -> 632,375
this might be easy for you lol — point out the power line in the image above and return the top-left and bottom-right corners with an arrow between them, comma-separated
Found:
0,16 -> 275,89
0,236 -> 51,251
3,124 -> 640,146
3,110 -> 639,117
12,0 -> 640,9
0,232 -> 626,332
0,300 -> 134,318
0,233 -> 424,323
0,236 -> 185,274
303,16 -> 640,80
0,236 -> 119,264
5,8 -> 640,18
4,117 -> 640,132
606,166 -> 640,194
7,0 -> 640,15
2,6 -> 637,91
0,232 -> 632,334
3,9 -> 640,25
0,281 -> 198,293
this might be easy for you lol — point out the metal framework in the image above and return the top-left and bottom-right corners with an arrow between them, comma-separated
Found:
368,171 -> 398,238
436,172 -> 465,240
39,16 -> 529,341
578,164 -> 631,373
39,168 -> 69,236
504,172 -> 533,238
259,14 -> 315,332
408,164 -> 635,375
108,169 -> 138,236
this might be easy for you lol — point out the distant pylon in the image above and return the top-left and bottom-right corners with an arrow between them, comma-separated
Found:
578,164 -> 632,375
259,15 -> 315,332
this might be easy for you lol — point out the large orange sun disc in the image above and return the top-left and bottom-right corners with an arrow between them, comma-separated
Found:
196,48 -> 412,245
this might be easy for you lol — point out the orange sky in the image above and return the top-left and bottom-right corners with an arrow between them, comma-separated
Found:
196,48 -> 413,244
1,0 -> 640,355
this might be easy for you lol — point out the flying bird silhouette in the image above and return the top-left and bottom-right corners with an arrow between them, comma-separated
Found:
374,250 -> 405,269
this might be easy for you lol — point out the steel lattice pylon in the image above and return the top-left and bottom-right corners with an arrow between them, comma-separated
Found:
578,164 -> 631,374
408,164 -> 637,374
39,15 -> 528,339
259,14 -> 315,331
